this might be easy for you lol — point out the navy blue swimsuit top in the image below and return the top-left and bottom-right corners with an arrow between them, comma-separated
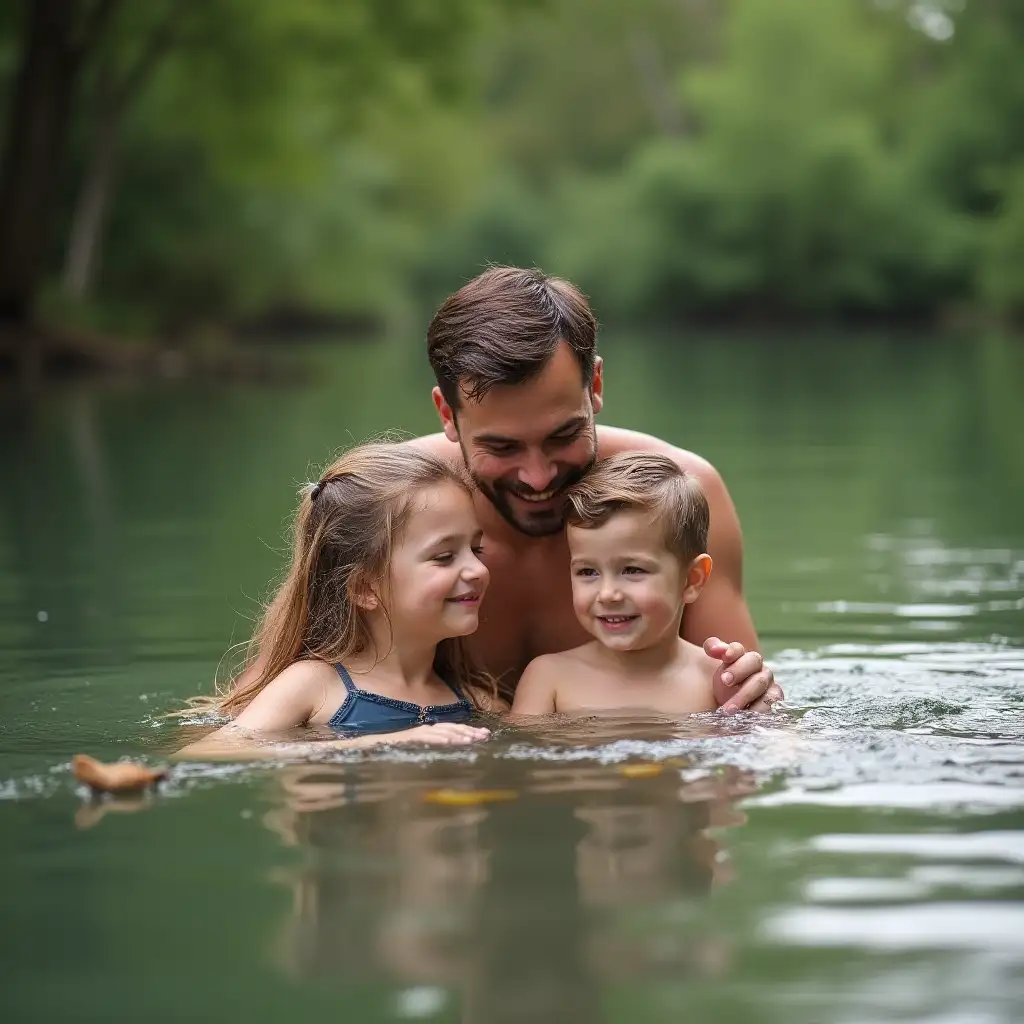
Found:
326,664 -> 472,734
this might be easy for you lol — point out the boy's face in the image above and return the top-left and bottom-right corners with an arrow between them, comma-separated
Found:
567,510 -> 707,652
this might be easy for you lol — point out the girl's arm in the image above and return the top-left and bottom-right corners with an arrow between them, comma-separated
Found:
173,721 -> 490,761
509,657 -> 559,715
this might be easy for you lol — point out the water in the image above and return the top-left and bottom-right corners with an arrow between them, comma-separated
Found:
1,330 -> 1022,1023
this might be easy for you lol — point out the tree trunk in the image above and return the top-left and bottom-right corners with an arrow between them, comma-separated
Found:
0,0 -> 82,320
0,0 -> 82,384
62,110 -> 119,298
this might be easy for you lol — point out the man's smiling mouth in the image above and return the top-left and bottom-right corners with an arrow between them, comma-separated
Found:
511,487 -> 559,503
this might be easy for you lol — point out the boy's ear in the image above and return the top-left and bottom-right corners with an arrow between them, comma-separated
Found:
682,554 -> 712,605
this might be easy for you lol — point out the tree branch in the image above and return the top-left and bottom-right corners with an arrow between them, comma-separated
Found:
112,4 -> 183,110
72,0 -> 121,59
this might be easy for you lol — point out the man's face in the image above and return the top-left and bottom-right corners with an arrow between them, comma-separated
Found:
434,343 -> 603,537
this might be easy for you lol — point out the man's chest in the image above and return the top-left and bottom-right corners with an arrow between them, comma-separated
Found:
467,542 -> 590,688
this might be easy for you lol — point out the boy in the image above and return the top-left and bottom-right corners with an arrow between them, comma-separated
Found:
511,452 -> 721,716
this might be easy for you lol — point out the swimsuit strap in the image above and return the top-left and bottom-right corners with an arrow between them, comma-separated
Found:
334,663 -> 357,692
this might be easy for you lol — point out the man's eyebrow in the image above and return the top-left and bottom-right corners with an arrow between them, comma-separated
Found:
546,415 -> 588,438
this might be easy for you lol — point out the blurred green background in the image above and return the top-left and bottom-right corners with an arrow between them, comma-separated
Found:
1,0 -> 1023,366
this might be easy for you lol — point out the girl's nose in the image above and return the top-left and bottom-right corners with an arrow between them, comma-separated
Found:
463,553 -> 489,584
598,581 -> 622,603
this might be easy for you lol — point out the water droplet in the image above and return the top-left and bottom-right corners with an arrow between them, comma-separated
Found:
36,610 -> 48,623
396,987 -> 446,1018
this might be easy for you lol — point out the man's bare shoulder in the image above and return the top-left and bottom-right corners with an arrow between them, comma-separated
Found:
596,425 -> 719,485
406,432 -> 463,463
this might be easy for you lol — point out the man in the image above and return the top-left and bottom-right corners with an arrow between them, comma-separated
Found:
413,266 -> 782,711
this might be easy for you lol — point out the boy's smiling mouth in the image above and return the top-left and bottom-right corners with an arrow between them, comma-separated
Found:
596,613 -> 640,630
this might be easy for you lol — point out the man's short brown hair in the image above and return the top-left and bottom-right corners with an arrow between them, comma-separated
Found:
427,266 -> 598,410
565,452 -> 709,564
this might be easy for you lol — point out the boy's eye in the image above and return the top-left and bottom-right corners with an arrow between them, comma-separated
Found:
471,545 -> 485,556
575,567 -> 598,577
623,566 -> 648,575
432,552 -> 455,564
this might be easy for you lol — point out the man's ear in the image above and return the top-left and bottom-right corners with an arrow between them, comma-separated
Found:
432,386 -> 460,444
682,554 -> 712,605
590,357 -> 604,415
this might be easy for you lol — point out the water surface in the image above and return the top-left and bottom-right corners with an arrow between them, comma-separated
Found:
1,330 -> 1022,1023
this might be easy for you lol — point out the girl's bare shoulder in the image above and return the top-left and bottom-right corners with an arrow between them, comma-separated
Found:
249,659 -> 339,723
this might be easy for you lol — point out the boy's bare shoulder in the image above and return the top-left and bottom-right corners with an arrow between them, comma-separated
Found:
681,641 -> 719,707
528,642 -> 604,675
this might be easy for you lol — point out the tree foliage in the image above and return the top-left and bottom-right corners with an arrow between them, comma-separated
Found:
2,0 -> 1023,339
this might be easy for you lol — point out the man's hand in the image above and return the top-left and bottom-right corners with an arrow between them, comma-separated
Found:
704,638 -> 783,713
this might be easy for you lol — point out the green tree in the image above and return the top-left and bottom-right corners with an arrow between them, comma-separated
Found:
0,0 -> 499,379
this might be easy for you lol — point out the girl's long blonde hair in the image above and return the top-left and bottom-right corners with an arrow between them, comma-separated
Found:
186,441 -> 493,717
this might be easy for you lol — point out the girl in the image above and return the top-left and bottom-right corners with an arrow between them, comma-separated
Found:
177,441 -> 498,759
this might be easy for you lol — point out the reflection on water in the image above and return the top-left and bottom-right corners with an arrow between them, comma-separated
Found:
264,758 -> 751,1021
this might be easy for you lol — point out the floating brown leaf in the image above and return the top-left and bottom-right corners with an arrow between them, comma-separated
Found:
72,754 -> 167,794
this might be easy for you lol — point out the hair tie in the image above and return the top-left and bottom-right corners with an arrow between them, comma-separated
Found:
310,481 -> 323,501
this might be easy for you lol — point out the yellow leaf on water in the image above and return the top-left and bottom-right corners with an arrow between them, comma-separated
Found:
618,763 -> 665,779
422,788 -> 518,806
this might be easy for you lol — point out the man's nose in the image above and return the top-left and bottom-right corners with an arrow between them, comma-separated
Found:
517,451 -> 558,492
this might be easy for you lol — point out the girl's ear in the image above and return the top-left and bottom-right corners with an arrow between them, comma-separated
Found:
682,554 -> 712,605
349,572 -> 380,612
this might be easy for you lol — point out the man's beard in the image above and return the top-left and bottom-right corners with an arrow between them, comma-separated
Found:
465,438 -> 598,538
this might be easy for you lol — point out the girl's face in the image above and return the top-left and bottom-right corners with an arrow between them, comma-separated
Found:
383,482 -> 489,644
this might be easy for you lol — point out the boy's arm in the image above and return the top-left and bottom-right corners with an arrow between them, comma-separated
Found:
510,658 -> 559,715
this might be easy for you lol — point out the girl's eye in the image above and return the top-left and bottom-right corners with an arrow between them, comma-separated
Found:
432,553 -> 455,564
575,567 -> 598,577
471,545 -> 484,556
623,566 -> 647,575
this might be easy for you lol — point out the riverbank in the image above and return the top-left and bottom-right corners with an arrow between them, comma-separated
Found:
0,319 -> 305,389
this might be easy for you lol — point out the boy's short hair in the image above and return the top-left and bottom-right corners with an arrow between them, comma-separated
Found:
565,452 -> 709,564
